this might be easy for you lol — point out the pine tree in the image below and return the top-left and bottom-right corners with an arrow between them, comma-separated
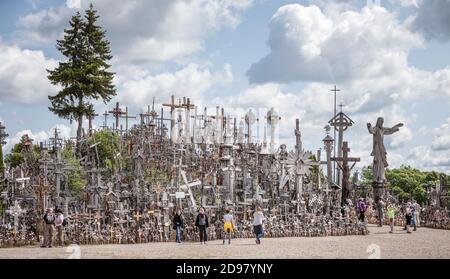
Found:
48,5 -> 115,156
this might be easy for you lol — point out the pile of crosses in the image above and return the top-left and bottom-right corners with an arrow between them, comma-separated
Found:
0,96 -> 370,247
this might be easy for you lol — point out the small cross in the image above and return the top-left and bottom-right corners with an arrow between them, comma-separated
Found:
330,85 -> 340,95
339,102 -> 345,112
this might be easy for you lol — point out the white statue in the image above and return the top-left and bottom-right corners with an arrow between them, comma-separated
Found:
367,117 -> 403,183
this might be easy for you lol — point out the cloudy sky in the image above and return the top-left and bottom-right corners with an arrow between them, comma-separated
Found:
0,0 -> 449,173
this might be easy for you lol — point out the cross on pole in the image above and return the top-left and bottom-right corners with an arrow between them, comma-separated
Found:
330,85 -> 340,184
331,141 -> 360,206
101,111 -> 109,130
108,102 -> 126,132
120,107 -> 137,133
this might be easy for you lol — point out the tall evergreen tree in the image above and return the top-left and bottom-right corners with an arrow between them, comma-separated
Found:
47,5 -> 115,155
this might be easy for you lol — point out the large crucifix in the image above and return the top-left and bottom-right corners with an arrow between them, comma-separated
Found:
331,141 -> 360,206
328,110 -> 354,187
28,174 -> 56,215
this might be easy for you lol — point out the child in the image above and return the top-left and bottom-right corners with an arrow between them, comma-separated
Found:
387,205 -> 395,233
222,208 -> 235,245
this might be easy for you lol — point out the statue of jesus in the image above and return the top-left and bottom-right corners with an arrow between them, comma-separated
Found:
367,117 -> 403,183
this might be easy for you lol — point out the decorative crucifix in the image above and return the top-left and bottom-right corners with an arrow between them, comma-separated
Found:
331,141 -> 360,206
48,148 -> 75,197
6,200 -> 27,233
28,174 -> 56,215
328,110 -> 354,187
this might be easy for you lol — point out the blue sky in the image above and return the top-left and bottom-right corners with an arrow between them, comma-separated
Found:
0,0 -> 450,173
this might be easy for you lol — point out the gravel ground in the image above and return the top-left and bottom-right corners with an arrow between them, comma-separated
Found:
0,225 -> 449,259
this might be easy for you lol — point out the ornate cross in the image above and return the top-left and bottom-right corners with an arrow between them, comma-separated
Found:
28,174 -> 56,214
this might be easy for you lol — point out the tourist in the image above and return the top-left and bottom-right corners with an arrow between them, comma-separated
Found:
54,209 -> 64,246
41,208 -> 55,248
405,202 -> 413,233
172,210 -> 184,244
377,198 -> 385,227
387,204 -> 396,233
356,198 -> 366,222
411,200 -> 418,231
195,207 -> 209,244
253,206 -> 265,244
222,208 -> 235,245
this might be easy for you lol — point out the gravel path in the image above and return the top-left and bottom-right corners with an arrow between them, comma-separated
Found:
0,225 -> 449,259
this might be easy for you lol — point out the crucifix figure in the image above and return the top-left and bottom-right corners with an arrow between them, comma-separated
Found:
367,117 -> 403,184
331,142 -> 360,206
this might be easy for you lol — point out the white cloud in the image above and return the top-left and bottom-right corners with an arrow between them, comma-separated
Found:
3,124 -> 73,154
16,0 -> 253,62
0,41 -> 58,104
247,4 -> 423,84
431,118 -> 450,151
115,63 -> 233,109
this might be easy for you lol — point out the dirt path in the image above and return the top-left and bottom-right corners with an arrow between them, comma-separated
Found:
0,225 -> 449,259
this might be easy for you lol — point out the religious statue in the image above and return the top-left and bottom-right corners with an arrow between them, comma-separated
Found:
367,117 -> 403,183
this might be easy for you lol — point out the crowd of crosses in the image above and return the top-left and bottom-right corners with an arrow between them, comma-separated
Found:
0,96 -> 447,247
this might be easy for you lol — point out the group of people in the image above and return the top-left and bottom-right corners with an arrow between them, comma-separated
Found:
355,197 -> 421,234
173,206 -> 265,245
41,208 -> 65,248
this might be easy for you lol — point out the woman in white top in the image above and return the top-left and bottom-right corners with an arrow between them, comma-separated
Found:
253,206 -> 264,244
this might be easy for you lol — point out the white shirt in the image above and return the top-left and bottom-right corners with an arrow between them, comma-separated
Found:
253,211 -> 264,226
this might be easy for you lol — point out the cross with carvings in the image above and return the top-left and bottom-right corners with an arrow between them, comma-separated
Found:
28,174 -> 56,214
331,141 -> 360,206
108,102 -> 126,132
49,127 -> 63,151
48,149 -> 75,197
6,200 -> 27,233
38,151 -> 53,183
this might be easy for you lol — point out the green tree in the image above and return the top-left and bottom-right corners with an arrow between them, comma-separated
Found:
47,5 -> 115,155
62,146 -> 86,192
88,130 -> 120,171
5,142 -> 25,168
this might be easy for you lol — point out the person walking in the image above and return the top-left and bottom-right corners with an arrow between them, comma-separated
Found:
172,210 -> 184,244
411,200 -> 417,231
356,198 -> 366,222
387,204 -> 396,233
222,208 -> 235,245
405,202 -> 413,233
195,207 -> 209,244
41,208 -> 55,248
253,206 -> 265,244
54,209 -> 64,246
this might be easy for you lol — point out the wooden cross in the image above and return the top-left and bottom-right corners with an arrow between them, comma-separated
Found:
331,141 -> 360,206
6,200 -> 27,233
108,102 -> 126,132
87,112 -> 99,135
28,174 -> 56,214
133,211 -> 142,223
119,106 -> 137,133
